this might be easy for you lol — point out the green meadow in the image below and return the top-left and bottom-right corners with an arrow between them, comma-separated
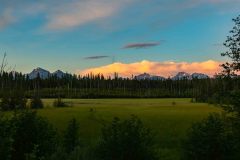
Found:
36,98 -> 221,159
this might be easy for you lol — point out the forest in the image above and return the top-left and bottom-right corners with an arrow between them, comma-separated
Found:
0,70 -> 239,103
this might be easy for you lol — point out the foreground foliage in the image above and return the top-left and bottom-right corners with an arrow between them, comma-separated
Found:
0,110 -> 159,160
30,95 -> 44,109
53,98 -> 68,107
0,113 -> 13,160
96,116 -> 157,160
0,111 -> 57,160
0,90 -> 27,110
183,114 -> 238,160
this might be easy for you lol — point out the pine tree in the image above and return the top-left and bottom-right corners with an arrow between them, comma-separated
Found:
63,118 -> 80,153
221,15 -> 240,76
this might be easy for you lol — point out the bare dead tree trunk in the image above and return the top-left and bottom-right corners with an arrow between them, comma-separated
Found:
0,53 -> 8,90
0,52 -> 7,75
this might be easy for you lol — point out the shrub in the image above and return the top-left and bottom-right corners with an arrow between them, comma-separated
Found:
11,111 -> 57,160
0,113 -> 14,160
222,90 -> 240,116
63,118 -> 80,153
30,96 -> 44,109
96,115 -> 158,160
0,90 -> 27,111
53,98 -> 67,107
182,113 -> 237,160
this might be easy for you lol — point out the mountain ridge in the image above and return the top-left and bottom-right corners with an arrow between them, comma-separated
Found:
135,72 -> 209,80
28,67 -> 66,79
27,67 -> 210,80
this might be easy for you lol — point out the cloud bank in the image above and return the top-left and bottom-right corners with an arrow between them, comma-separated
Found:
79,60 -> 221,78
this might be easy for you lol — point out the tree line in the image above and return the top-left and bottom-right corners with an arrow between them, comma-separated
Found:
0,70 -> 239,102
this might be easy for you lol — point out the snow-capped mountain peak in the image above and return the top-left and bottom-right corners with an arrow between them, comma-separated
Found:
172,72 -> 191,80
28,67 -> 50,79
28,68 -> 67,79
135,73 -> 165,80
135,73 -> 151,80
52,70 -> 65,78
191,73 -> 209,79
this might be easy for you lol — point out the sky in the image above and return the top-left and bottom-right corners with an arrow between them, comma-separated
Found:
0,0 -> 239,77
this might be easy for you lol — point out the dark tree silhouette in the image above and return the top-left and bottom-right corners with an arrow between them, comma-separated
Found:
30,95 -> 44,109
96,116 -> 157,160
63,118 -> 80,153
0,90 -> 27,110
183,114 -> 237,160
11,111 -> 57,160
0,114 -> 13,160
221,15 -> 240,76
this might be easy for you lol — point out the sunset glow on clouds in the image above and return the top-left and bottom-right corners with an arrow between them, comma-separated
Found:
45,0 -> 128,30
79,60 -> 222,78
0,0 -> 239,72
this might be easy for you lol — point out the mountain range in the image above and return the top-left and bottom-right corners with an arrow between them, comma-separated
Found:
27,67 -> 209,80
28,67 -> 66,79
135,72 -> 209,80
134,73 -> 166,80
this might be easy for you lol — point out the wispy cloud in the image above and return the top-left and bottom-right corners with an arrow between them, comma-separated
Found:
0,0 -> 132,31
0,0 -> 238,31
41,0 -> 240,32
0,8 -> 15,29
123,42 -> 160,49
79,60 -> 221,77
0,1 -> 46,30
84,56 -> 110,60
45,0 -> 130,30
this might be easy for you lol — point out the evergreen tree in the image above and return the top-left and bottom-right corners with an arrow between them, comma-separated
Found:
11,111 -> 57,160
221,15 -> 240,76
63,118 -> 80,153
0,113 -> 14,160
183,114 -> 237,160
0,90 -> 27,110
30,95 -> 44,109
96,116 -> 157,160
53,98 -> 67,107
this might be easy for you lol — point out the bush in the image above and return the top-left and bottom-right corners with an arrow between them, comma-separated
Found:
30,96 -> 44,109
49,118 -> 82,160
0,90 -> 27,110
11,111 -> 57,160
49,146 -> 88,160
182,113 -> 237,160
222,90 -> 240,116
63,118 -> 80,153
0,113 -> 14,160
96,115 -> 158,160
0,110 -> 58,160
53,98 -> 67,107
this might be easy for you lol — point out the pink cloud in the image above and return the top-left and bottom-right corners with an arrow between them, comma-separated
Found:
78,60 -> 222,78
0,8 -> 15,29
45,0 -> 131,30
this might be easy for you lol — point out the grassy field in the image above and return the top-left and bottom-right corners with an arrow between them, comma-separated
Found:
36,98 -> 221,160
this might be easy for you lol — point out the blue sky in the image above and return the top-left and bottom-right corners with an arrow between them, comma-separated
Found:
0,0 -> 239,75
